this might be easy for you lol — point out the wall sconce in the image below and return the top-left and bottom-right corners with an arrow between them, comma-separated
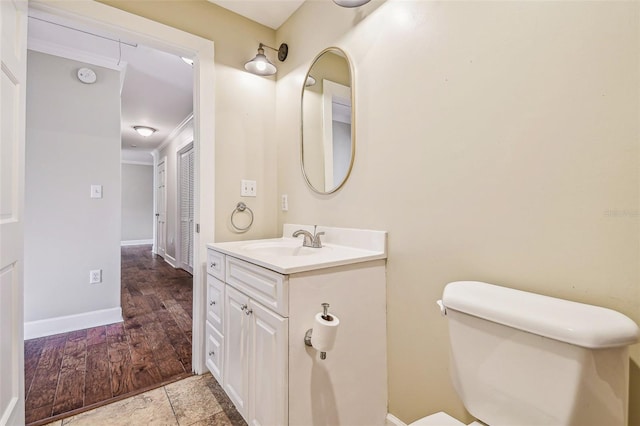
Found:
133,125 -> 157,137
333,0 -> 371,7
245,42 -> 288,76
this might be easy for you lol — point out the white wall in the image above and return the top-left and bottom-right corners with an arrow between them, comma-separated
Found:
121,163 -> 154,243
275,1 -> 640,424
24,51 -> 122,337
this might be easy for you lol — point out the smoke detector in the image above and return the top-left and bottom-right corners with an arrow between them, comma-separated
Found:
77,67 -> 97,84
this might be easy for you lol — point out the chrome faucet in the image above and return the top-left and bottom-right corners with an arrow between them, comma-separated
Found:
292,225 -> 325,248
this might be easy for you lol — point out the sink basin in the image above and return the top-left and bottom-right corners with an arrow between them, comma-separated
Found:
242,241 -> 332,257
207,225 -> 387,274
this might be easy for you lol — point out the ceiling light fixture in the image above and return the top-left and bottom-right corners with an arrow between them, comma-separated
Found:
333,0 -> 371,7
133,126 -> 157,137
244,42 -> 288,76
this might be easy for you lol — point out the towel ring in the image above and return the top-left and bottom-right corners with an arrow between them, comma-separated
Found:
231,202 -> 254,232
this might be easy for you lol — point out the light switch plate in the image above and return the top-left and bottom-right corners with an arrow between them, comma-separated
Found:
241,180 -> 257,197
281,194 -> 288,211
90,185 -> 103,199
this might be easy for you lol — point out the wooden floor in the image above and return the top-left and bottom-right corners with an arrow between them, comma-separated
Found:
24,245 -> 194,425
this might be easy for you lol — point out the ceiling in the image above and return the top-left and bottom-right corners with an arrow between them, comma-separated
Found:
207,0 -> 305,29
27,9 -> 194,164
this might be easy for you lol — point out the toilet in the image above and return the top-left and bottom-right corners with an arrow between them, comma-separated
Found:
411,281 -> 640,426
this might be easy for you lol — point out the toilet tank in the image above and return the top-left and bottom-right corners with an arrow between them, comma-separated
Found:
440,281 -> 639,426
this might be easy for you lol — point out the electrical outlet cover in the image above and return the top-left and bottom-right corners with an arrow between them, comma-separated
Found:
89,269 -> 102,284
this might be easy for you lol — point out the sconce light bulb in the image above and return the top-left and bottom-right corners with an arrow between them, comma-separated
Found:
256,61 -> 266,71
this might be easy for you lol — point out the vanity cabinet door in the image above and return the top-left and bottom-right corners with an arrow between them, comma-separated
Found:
207,249 -> 225,280
248,300 -> 288,426
205,322 -> 223,383
224,285 -> 250,419
207,274 -> 224,334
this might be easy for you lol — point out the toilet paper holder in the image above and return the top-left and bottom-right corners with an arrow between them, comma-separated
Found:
304,303 -> 335,360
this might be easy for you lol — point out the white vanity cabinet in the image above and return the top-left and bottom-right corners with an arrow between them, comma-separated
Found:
207,225 -> 388,426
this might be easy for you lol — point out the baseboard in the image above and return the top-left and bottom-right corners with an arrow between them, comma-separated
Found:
24,307 -> 123,339
387,413 -> 408,426
121,239 -> 153,246
164,254 -> 178,268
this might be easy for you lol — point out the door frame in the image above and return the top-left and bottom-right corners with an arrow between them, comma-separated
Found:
29,0 -> 216,375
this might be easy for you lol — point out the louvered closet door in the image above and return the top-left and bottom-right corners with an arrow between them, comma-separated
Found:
179,146 -> 194,273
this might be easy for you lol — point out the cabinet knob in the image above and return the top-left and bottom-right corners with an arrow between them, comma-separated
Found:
245,308 -> 253,316
209,300 -> 216,306
209,350 -> 215,356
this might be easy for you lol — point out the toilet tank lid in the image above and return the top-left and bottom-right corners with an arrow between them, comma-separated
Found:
442,281 -> 640,349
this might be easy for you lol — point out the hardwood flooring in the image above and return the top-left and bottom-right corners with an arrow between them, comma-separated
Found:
24,245 -> 194,425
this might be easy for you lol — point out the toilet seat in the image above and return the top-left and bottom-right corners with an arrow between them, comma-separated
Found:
409,411 -> 486,426
409,412 -> 465,426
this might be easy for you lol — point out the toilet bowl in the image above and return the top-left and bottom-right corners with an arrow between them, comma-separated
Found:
410,281 -> 639,426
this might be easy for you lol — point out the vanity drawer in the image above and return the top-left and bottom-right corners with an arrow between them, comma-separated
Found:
206,321 -> 224,383
207,249 -> 225,280
207,274 -> 225,334
226,256 -> 289,317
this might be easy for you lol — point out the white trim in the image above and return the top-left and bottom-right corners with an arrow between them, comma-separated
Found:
157,113 -> 194,153
27,39 -> 127,73
30,0 -> 215,375
164,254 -> 178,268
121,160 -> 153,166
24,307 -> 123,340
27,25 -> 129,93
386,414 -> 408,426
121,239 -> 153,246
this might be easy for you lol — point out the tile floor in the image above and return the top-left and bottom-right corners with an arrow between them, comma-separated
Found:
42,374 -> 246,426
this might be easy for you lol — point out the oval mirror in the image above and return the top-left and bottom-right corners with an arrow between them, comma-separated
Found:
301,47 -> 354,194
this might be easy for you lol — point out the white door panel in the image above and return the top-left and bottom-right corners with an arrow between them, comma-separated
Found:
155,159 -> 166,257
0,0 -> 27,424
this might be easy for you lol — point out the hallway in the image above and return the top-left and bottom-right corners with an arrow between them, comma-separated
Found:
24,245 -> 194,425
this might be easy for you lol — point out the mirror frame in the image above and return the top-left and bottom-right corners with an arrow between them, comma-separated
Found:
300,47 -> 356,194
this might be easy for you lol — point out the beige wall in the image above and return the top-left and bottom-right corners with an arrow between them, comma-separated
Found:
276,0 -> 640,424
99,0 -> 280,242
96,0 -> 640,424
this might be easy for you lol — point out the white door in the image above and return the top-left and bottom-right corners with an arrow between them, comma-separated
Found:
155,158 -> 166,258
0,1 -> 27,424
178,145 -> 194,273
249,300 -> 288,426
224,285 -> 250,420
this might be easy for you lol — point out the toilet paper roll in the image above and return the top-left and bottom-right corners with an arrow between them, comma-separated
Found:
311,312 -> 340,352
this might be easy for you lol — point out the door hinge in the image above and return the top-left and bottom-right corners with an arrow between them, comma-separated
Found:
196,223 -> 200,233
